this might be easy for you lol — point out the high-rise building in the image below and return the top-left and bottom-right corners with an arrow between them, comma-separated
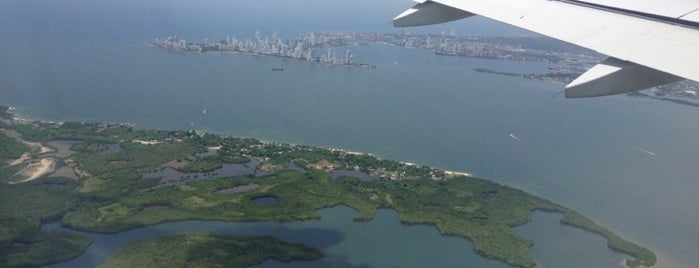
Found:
307,47 -> 314,61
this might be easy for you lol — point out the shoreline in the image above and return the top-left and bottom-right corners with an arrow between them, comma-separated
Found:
3,104 -> 476,180
0,106 -> 656,267
41,205 -> 662,268
150,41 -> 378,69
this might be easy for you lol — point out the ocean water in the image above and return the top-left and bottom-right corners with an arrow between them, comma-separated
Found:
2,1 -> 699,267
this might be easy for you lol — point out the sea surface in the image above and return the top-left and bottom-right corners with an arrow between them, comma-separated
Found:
2,1 -> 698,267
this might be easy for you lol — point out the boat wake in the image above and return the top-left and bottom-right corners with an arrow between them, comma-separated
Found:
509,133 -> 534,149
631,146 -> 656,156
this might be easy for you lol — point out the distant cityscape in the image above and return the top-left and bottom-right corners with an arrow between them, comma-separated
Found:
314,30 -> 602,64
151,31 -> 376,68
152,30 -> 699,102
314,31 -> 699,101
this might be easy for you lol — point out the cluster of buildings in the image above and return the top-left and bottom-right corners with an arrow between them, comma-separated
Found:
152,32 -> 373,67
654,80 -> 699,99
313,31 -> 602,64
152,30 -> 699,100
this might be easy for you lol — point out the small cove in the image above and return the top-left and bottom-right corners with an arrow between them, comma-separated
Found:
42,206 -> 507,268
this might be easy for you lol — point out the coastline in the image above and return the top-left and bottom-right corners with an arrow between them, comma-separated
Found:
0,106 -> 656,268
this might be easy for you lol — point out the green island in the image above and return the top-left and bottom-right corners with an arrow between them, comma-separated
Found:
99,234 -> 324,268
0,106 -> 655,267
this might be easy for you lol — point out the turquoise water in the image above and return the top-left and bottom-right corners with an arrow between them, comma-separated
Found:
3,1 -> 699,267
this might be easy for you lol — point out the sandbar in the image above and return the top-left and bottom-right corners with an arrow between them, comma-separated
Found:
11,158 -> 56,184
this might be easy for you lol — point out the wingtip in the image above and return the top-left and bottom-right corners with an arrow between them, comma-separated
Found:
565,57 -> 683,98
392,1 -> 475,27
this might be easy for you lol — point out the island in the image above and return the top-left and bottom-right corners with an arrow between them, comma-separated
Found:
0,106 -> 655,268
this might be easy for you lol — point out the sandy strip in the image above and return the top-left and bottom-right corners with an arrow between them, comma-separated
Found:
20,140 -> 52,154
38,146 -> 52,154
11,158 -> 56,184
7,152 -> 31,166
444,170 -> 472,177
133,139 -> 162,145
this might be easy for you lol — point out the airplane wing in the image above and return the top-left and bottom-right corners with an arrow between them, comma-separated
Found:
393,0 -> 699,98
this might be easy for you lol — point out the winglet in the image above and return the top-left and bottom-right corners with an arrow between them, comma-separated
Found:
393,1 -> 474,27
565,57 -> 683,98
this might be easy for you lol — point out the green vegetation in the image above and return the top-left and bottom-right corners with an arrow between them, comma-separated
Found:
0,232 -> 92,267
0,109 -> 656,268
0,106 -> 12,120
0,133 -> 30,160
560,211 -> 656,267
71,140 -> 196,199
0,133 -> 31,180
99,234 -> 324,268
0,177 -> 91,267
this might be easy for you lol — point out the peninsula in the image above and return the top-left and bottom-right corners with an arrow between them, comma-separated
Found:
151,31 -> 376,69
0,106 -> 654,268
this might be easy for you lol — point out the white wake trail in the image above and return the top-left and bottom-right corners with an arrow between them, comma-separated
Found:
509,133 -> 534,149
631,146 -> 656,156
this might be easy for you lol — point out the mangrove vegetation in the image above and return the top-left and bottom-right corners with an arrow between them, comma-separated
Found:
0,106 -> 655,267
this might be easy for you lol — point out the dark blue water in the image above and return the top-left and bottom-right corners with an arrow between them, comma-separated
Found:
251,195 -> 278,204
3,1 -> 698,267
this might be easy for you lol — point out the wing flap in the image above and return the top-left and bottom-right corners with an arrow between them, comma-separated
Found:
393,0 -> 699,97
425,0 -> 699,83
393,1 -> 475,27
564,57 -> 683,98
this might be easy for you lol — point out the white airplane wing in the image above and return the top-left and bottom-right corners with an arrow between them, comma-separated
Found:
393,0 -> 699,98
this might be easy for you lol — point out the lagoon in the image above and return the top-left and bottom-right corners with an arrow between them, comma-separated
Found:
42,207 -> 632,268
